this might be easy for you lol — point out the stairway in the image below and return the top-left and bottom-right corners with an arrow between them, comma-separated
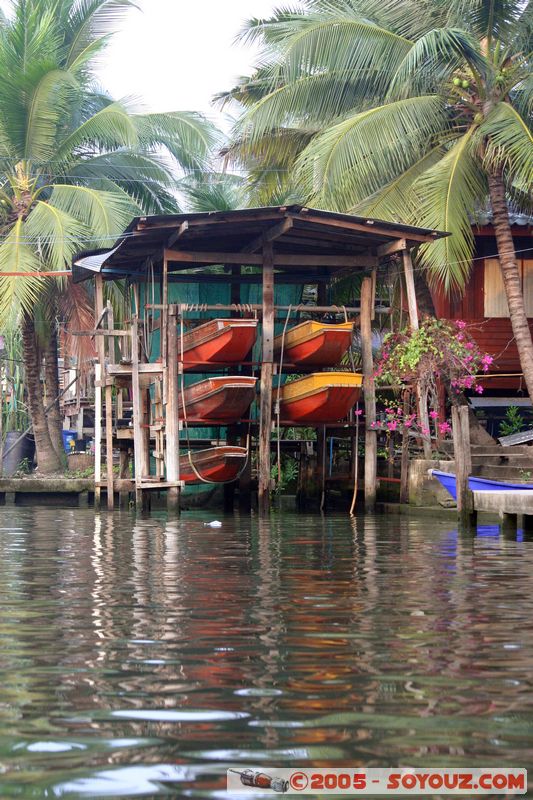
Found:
440,443 -> 533,482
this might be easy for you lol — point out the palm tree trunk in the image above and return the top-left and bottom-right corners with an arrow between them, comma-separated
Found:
487,168 -> 533,400
21,313 -> 63,474
44,322 -> 66,462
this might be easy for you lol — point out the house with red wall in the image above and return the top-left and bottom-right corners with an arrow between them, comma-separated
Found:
431,214 -> 533,436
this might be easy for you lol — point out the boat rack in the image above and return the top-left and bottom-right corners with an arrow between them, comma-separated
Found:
72,206 -> 446,515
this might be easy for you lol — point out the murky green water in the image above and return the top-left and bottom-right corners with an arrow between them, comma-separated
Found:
0,509 -> 532,797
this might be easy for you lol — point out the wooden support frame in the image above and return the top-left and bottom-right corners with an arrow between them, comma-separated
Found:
242,218 -> 293,254
258,240 -> 275,516
452,405 -> 476,531
361,277 -> 377,512
164,248 -> 377,269
94,275 -> 105,511
105,303 -> 114,511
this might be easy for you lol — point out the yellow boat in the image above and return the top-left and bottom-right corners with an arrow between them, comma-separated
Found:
278,371 -> 363,423
274,320 -> 354,366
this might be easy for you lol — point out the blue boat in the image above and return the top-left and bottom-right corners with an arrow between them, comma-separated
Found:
429,469 -> 533,501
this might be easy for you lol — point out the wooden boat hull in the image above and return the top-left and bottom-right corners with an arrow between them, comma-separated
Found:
278,372 -> 362,423
179,446 -> 247,484
430,469 -> 533,501
178,376 -> 257,423
275,320 -> 353,366
181,319 -> 257,369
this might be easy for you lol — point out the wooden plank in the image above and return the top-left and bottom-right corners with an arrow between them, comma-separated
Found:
131,318 -> 147,507
258,241 -> 275,517
361,277 -> 377,512
242,218 -> 294,253
105,304 -> 115,511
167,221 -> 189,249
166,305 -> 180,513
402,249 -> 419,330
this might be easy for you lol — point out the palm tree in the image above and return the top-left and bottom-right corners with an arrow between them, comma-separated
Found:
0,0 -> 217,472
227,0 -> 533,396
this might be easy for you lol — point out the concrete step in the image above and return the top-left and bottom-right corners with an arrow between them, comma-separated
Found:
470,454 -> 533,466
470,464 -> 533,481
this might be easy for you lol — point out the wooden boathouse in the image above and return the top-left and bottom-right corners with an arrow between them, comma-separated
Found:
73,205 -> 446,515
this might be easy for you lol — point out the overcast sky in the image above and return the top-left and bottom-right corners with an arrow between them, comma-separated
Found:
95,0 -> 279,132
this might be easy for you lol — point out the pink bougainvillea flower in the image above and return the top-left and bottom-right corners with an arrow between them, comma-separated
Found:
429,410 -> 439,419
475,385 -> 484,394
355,408 -> 363,416
387,420 -> 398,432
455,320 -> 467,329
438,422 -> 452,435
370,421 -> 377,429
465,341 -> 474,350
421,426 -> 429,436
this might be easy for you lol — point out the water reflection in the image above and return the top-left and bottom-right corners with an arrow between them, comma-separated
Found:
0,509 -> 532,797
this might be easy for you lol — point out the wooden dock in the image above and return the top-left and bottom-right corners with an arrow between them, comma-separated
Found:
473,490 -> 533,533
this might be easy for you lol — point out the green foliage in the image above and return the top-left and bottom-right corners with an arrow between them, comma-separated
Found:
228,0 -> 533,292
499,405 -> 524,437
271,456 -> 299,493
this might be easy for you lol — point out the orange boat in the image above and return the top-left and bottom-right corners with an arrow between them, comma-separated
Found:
278,372 -> 363,423
179,446 -> 247,484
274,320 -> 353,366
178,376 -> 257,423
181,319 -> 257,369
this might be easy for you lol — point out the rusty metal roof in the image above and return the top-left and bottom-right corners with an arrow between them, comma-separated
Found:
73,205 -> 448,283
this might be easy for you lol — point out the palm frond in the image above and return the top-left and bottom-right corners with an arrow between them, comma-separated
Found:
0,219 -> 45,320
479,102 -> 533,194
388,28 -> 485,99
24,200 -> 88,271
55,102 -> 139,160
180,173 -> 248,213
65,0 -> 138,68
295,96 -> 448,210
414,127 -> 487,292
25,69 -> 78,161
133,111 -> 219,171
41,184 -> 137,245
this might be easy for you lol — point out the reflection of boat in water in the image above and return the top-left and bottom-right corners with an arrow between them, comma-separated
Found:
178,376 -> 257,423
274,320 -> 354,366
180,446 -> 248,484
430,468 -> 533,500
181,319 -> 258,368
278,372 -> 363,423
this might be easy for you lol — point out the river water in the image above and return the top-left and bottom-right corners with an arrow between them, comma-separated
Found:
0,508 -> 532,798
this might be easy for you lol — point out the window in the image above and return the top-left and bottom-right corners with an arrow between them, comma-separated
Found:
484,258 -> 533,318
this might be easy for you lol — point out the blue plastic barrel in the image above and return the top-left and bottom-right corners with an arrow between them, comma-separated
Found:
62,430 -> 77,453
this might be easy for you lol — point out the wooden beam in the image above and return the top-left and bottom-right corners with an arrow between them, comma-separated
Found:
301,212 -> 440,244
105,304 -> 114,511
94,275 -> 105,511
167,221 -> 189,249
361,277 -> 377,512
242,217 -> 293,254
377,238 -> 407,258
164,248 -> 377,268
258,240 -> 274,517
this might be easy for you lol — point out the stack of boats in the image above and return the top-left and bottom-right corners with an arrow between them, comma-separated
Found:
179,317 -> 362,484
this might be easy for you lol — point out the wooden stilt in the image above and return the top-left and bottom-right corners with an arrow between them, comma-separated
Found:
105,303 -> 114,511
94,275 -> 105,511
452,405 -> 476,531
118,448 -> 130,509
131,317 -> 146,509
400,388 -> 411,504
361,277 -> 377,512
166,304 -> 180,513
259,241 -> 274,516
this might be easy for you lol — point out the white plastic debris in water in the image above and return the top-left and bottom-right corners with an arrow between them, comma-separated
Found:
204,520 -> 222,528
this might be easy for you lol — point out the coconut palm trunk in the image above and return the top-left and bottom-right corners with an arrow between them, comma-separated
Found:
43,322 -> 66,462
21,314 -> 63,474
487,169 -> 533,401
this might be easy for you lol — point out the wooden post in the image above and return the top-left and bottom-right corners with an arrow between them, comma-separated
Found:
258,240 -> 274,516
131,317 -> 146,509
105,303 -> 114,511
452,405 -> 476,530
402,248 -> 432,459
118,447 -> 130,509
94,275 -> 105,511
361,277 -> 377,512
94,364 -> 102,510
166,305 -> 180,513
400,388 -> 411,504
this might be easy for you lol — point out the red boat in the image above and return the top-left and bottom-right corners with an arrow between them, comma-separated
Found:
179,446 -> 247,484
278,372 -> 363,423
181,319 -> 258,369
274,320 -> 353,366
178,376 -> 257,423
